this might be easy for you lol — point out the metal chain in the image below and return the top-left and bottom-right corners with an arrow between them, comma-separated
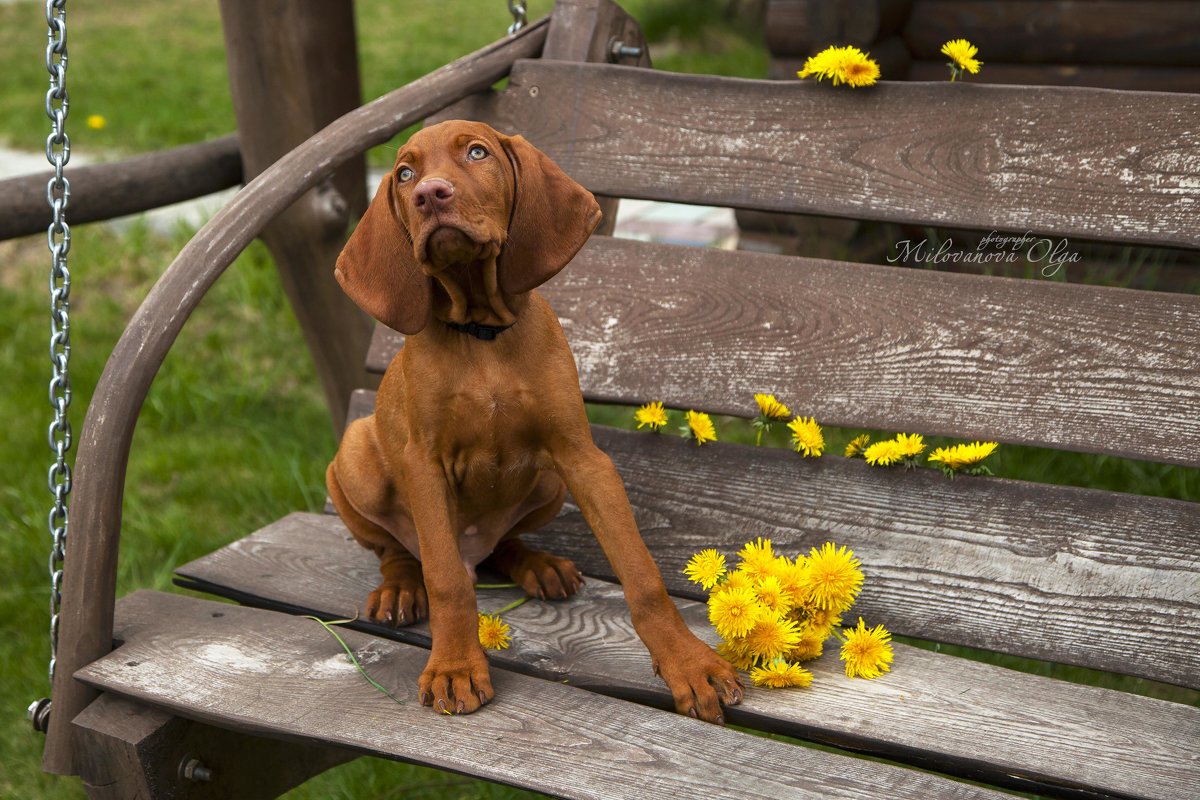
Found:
507,0 -> 527,34
44,0 -> 72,690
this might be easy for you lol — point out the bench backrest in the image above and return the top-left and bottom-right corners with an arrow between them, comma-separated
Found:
372,60 -> 1200,690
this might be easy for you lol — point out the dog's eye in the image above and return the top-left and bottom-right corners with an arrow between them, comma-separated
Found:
467,145 -> 488,161
397,166 -> 415,182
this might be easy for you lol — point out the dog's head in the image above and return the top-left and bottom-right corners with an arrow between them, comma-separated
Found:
334,120 -> 602,334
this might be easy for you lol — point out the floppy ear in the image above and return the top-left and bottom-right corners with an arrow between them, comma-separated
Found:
497,134 -> 603,295
334,175 -> 432,334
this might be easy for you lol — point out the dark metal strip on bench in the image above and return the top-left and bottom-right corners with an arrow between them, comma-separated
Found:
81,590 -> 1014,800
338,389 -> 1200,690
365,236 -> 1200,466
485,60 -> 1200,251
173,514 -> 1200,800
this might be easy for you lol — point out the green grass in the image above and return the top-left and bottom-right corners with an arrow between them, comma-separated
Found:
1,2 -> 1195,799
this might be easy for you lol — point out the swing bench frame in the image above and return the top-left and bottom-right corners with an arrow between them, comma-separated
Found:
24,1 -> 1200,797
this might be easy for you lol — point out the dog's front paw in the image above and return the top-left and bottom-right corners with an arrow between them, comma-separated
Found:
365,578 -> 427,627
509,550 -> 583,600
418,647 -> 495,715
653,641 -> 745,725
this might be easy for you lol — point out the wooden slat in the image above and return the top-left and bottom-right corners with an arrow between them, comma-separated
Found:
332,395 -> 1200,690
82,590 -> 1015,800
0,134 -> 242,241
904,1 -> 1200,66
480,60 -> 1200,250
174,514 -> 1200,800
365,236 -> 1200,466
907,61 -> 1200,94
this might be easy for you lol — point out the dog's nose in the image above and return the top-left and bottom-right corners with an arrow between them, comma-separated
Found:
413,178 -> 455,213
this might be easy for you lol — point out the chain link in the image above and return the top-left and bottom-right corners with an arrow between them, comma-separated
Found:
507,0 -> 527,34
44,0 -> 71,690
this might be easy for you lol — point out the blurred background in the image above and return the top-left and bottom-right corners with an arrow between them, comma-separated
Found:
1,2 -> 1196,798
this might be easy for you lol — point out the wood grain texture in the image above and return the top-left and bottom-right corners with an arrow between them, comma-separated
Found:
44,21 -> 551,776
907,61 -> 1200,94
81,590 -> 1015,800
484,61 -> 1200,249
365,236 -> 1200,466
0,134 -> 242,241
904,1 -> 1200,66
335,391 -> 1200,690
173,514 -> 1200,800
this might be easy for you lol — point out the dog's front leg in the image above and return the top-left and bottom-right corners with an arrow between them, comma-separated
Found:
554,445 -> 745,723
401,450 -> 494,715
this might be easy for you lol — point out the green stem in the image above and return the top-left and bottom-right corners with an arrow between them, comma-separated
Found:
304,615 -> 406,706
491,595 -> 532,615
474,582 -> 520,589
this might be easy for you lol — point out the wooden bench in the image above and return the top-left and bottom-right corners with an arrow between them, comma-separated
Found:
44,2 -> 1199,797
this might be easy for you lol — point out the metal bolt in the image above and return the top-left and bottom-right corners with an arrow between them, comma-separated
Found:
27,698 -> 52,733
609,40 -> 644,62
179,756 -> 214,783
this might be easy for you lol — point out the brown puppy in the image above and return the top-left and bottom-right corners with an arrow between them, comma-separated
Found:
327,120 -> 743,722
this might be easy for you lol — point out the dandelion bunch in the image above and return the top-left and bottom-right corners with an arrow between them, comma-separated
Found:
928,440 -> 998,478
685,537 -> 892,689
753,393 -> 791,446
864,432 -> 925,467
941,38 -> 983,81
798,45 -> 881,88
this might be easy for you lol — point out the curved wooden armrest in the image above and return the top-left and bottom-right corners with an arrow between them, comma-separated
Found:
44,18 -> 549,775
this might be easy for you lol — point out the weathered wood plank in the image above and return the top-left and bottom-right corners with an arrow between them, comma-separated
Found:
906,61 -> 1200,94
904,1 -> 1200,66
365,236 -> 1200,466
484,60 -> 1200,249
174,514 -> 1200,800
0,135 -> 242,241
82,590 -> 1014,800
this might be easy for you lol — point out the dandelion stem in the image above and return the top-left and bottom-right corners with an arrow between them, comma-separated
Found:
304,615 -> 406,705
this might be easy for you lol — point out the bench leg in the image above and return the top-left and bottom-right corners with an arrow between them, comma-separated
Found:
72,693 -> 355,799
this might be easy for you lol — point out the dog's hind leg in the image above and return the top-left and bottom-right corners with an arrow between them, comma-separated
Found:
485,476 -> 583,600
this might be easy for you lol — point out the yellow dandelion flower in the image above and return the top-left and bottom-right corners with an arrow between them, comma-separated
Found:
798,45 -> 880,88
807,605 -> 842,631
787,626 -> 827,662
753,574 -> 794,616
477,613 -> 511,650
802,542 -> 864,612
684,410 -> 717,445
894,433 -> 926,458
737,537 -> 777,582
717,638 -> 757,671
788,416 -> 825,457
863,439 -> 904,466
928,441 -> 999,469
774,556 -> 808,606
941,38 -> 982,80
708,584 -> 765,640
635,401 -> 669,431
722,570 -> 754,593
750,659 -> 813,688
840,617 -> 894,679
755,393 -> 791,420
844,434 -> 870,458
744,614 -> 803,663
841,53 -> 881,88
684,549 -> 727,590
86,114 -> 107,130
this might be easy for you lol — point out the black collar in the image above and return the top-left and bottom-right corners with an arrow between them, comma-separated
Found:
444,319 -> 514,341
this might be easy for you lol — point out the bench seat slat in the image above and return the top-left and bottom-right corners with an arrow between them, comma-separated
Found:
366,236 -> 1200,466
83,590 -> 1012,800
338,389 -> 1199,688
490,60 -> 1200,250
174,514 -> 1200,800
